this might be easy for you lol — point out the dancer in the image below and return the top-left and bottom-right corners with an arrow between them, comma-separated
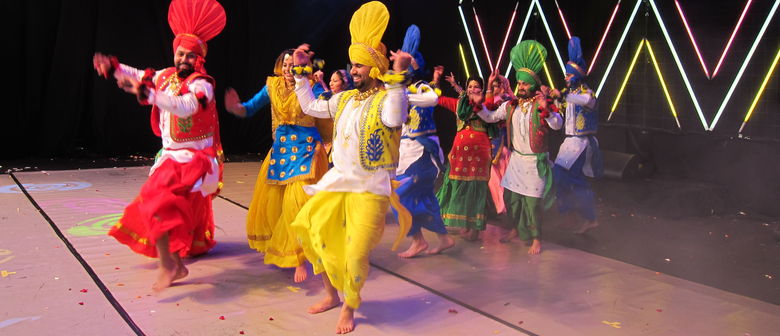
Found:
95,0 -> 226,290
318,69 -> 354,100
224,49 -> 329,283
434,68 -> 494,241
289,2 -> 413,333
395,25 -> 455,258
551,36 -> 603,234
478,40 -> 563,255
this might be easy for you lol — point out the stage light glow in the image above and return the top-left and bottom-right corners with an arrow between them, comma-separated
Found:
495,2 -> 519,72
473,7 -> 494,71
458,5 -> 483,79
674,0 -> 710,78
588,1 -> 621,75
710,0 -> 779,130
648,0 -> 708,130
609,40 -> 645,119
739,48 -> 780,134
596,0 -> 642,97
712,0 -> 753,78
646,40 -> 681,129
554,0 -> 572,40
505,1 -> 536,78
459,43 -> 471,79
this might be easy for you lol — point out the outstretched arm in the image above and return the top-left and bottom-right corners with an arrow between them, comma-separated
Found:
476,100 -> 508,123
150,78 -> 213,118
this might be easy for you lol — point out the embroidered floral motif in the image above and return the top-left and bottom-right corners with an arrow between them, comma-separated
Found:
366,128 -> 385,162
177,116 -> 193,133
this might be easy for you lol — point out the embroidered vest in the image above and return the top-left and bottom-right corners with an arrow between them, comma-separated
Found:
334,89 -> 401,172
150,68 -> 218,143
506,99 -> 549,154
563,85 -> 598,136
405,82 -> 438,137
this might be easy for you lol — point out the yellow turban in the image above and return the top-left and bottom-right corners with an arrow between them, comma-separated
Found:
348,1 -> 390,79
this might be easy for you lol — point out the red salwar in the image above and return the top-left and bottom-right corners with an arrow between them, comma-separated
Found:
109,148 -> 217,258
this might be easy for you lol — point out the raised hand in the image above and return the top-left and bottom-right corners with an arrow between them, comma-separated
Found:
293,44 -> 314,66
535,90 -> 548,110
487,71 -> 498,92
433,65 -> 444,83
390,50 -> 412,73
224,88 -> 247,117
93,53 -> 113,78
444,72 -> 457,86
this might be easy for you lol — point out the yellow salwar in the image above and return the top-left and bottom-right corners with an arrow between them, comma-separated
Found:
291,191 -> 393,309
246,147 -> 328,267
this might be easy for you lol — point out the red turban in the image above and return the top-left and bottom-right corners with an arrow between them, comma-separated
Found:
168,0 -> 226,58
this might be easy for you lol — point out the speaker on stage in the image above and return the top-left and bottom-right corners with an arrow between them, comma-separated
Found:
601,149 -> 641,180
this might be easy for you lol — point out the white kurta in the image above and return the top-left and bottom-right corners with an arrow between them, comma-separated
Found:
294,77 -> 408,197
116,64 -> 220,196
554,90 -> 599,177
478,100 -> 562,197
397,83 -> 443,175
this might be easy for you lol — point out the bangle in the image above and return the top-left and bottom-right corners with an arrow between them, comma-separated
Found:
291,65 -> 313,75
379,70 -> 412,85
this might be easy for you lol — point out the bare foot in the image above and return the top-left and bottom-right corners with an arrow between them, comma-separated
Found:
427,235 -> 455,254
308,296 -> 341,314
336,305 -> 355,334
527,239 -> 541,255
294,265 -> 309,283
152,263 -> 186,291
398,239 -> 429,258
499,228 -> 518,243
574,220 -> 599,234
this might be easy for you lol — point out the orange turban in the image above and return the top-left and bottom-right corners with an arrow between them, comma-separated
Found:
168,0 -> 226,58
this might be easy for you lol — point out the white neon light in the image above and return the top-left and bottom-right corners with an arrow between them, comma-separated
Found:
648,0 -> 708,130
505,1 -> 536,78
596,0 -> 642,97
533,0 -> 566,74
458,5 -> 483,79
710,0 -> 779,130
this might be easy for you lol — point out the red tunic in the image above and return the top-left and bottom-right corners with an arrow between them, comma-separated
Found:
109,69 -> 221,258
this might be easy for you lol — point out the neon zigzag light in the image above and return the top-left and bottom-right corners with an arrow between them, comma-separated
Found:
589,1 -> 621,74
674,0 -> 753,79
472,6 -> 494,71
494,2 -> 520,72
504,0 -> 566,78
609,39 -> 681,129
458,43 -> 471,79
458,5 -> 483,79
554,0 -> 572,40
598,0 -> 778,131
739,48 -> 780,134
709,0 -> 779,130
502,0 -> 621,81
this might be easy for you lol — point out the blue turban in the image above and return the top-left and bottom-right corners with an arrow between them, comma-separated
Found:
402,24 -> 426,78
565,36 -> 587,82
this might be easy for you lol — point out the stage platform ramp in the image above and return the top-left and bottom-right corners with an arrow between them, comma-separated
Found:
1,162 -> 778,335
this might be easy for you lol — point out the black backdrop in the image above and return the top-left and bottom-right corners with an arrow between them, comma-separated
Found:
5,0 -> 779,216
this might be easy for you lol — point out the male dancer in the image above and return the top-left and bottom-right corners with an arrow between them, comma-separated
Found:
551,36 -> 603,234
289,2 -> 412,333
94,0 -> 226,290
395,24 -> 455,258
479,40 -> 563,255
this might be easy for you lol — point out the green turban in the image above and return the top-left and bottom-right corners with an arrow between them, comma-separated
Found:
510,40 -> 547,89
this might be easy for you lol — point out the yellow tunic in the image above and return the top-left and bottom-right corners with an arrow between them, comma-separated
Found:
246,76 -> 329,268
